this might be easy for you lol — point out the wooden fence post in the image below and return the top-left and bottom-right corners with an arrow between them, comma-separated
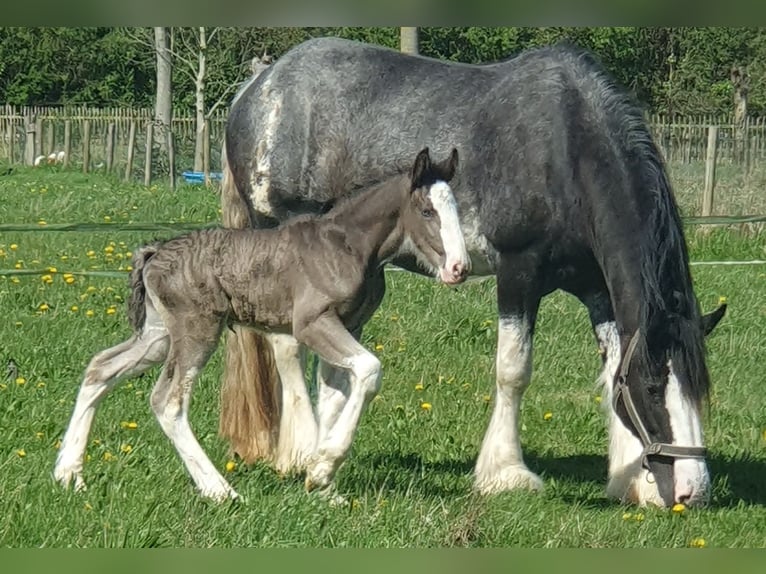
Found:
702,125 -> 719,217
63,120 -> 71,167
34,117 -> 43,160
125,120 -> 136,182
82,120 -> 91,173
203,119 -> 210,186
167,128 -> 176,190
144,122 -> 153,187
105,122 -> 115,173
8,117 -> 14,164
46,120 -> 54,155
24,114 -> 36,165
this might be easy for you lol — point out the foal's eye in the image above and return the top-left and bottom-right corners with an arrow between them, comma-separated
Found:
421,208 -> 435,219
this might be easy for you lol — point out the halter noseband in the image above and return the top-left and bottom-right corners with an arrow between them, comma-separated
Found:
612,329 -> 707,471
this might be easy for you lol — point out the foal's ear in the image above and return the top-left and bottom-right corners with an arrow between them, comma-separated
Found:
411,147 -> 432,190
438,147 -> 459,182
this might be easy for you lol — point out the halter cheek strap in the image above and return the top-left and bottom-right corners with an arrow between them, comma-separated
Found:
612,329 -> 708,470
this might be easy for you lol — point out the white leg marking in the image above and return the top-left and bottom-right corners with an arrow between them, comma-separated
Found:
54,310 -> 169,491
666,363 -> 710,505
316,360 -> 350,444
428,181 -> 471,283
151,365 -> 238,502
268,333 -> 318,473
597,321 -> 664,507
306,352 -> 381,491
474,316 -> 543,494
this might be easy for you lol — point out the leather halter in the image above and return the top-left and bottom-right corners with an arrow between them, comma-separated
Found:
612,329 -> 707,470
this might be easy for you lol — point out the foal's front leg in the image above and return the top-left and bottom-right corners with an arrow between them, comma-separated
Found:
294,313 -> 382,494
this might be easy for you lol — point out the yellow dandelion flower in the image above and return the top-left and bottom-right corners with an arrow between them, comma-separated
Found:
104,245 -> 114,254
41,274 -> 52,283
351,498 -> 361,510
374,343 -> 384,352
14,261 -> 23,269
543,412 -> 553,421
634,513 -> 645,522
690,537 -> 706,548
63,273 -> 73,279
103,451 -> 115,461
483,394 -> 492,403
54,439 -> 61,449
92,439 -> 101,446
622,512 -> 633,520
126,251 -> 132,258
718,296 -> 727,305
47,266 -> 57,273
11,277 -> 20,284
420,402 -> 432,411
10,244 -> 18,250
120,444 -> 133,454
38,303 -> 49,311
0,383 -> 6,391
414,383 -> 424,391
71,305 -> 79,312
225,460 -> 237,472
65,276 -> 75,284
60,255 -> 68,261
672,503 -> 686,514
595,395 -> 602,403
38,220 -> 47,226
86,250 -> 96,257
35,432 -> 44,439
0,249 -> 5,257
36,381 -> 45,388
103,216 -> 112,222
389,314 -> 399,322
16,377 -> 26,385
16,449 -> 26,457
85,310 -> 95,317
106,307 -> 116,315
86,285 -> 97,293
126,265 -> 133,272
84,502 -> 93,511
120,421 -> 138,430
14,321 -> 22,326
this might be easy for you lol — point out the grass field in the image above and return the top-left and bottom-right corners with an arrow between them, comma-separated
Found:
0,166 -> 764,548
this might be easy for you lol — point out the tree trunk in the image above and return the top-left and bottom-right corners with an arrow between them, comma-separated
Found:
154,27 -> 172,159
400,27 -> 419,55
194,27 -> 207,172
731,64 -> 749,164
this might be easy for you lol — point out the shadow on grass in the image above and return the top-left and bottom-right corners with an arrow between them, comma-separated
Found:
347,449 -> 766,508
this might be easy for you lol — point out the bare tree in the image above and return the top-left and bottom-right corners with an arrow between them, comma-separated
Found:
731,64 -> 749,166
400,27 -> 419,55
154,27 -> 173,159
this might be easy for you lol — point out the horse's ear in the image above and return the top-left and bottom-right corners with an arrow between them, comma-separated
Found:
411,147 -> 431,190
701,303 -> 727,337
440,147 -> 459,182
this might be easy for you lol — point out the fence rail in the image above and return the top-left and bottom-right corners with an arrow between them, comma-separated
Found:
2,106 -> 766,216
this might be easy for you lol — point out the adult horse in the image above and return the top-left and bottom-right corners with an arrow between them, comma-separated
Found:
219,37 -> 725,507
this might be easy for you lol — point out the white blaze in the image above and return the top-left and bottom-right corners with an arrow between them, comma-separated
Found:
428,181 -> 470,280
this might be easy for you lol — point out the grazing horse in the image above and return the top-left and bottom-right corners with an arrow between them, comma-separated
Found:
54,147 -> 469,500
218,36 -> 727,508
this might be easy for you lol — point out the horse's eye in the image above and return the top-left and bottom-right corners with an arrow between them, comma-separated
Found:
421,208 -> 434,218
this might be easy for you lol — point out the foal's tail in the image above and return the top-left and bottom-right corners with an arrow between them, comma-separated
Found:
217,141 -> 282,463
127,242 -> 162,332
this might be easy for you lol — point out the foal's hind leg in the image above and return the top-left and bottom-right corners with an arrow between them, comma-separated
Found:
54,311 -> 169,490
475,254 -> 544,495
581,291 -> 664,506
294,313 -> 382,494
149,316 -> 237,501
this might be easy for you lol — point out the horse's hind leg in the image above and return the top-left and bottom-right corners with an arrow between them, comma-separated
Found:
474,253 -> 544,495
54,309 -> 169,490
149,317 -> 236,501
268,333 -> 318,474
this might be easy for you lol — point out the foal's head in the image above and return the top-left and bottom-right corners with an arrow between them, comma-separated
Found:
400,147 -> 470,285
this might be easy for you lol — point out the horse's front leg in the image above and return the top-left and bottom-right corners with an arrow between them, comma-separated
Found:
294,312 -> 382,496
474,251 -> 544,495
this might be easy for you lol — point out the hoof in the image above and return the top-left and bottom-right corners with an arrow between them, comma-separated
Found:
474,465 -> 544,496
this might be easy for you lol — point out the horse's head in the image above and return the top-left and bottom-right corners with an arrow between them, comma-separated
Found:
400,147 -> 470,285
611,304 -> 726,508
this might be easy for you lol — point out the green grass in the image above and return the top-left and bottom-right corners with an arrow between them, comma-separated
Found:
0,166 -> 765,548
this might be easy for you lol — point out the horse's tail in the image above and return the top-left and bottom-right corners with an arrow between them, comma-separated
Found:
217,140 -> 282,463
126,242 -> 162,332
